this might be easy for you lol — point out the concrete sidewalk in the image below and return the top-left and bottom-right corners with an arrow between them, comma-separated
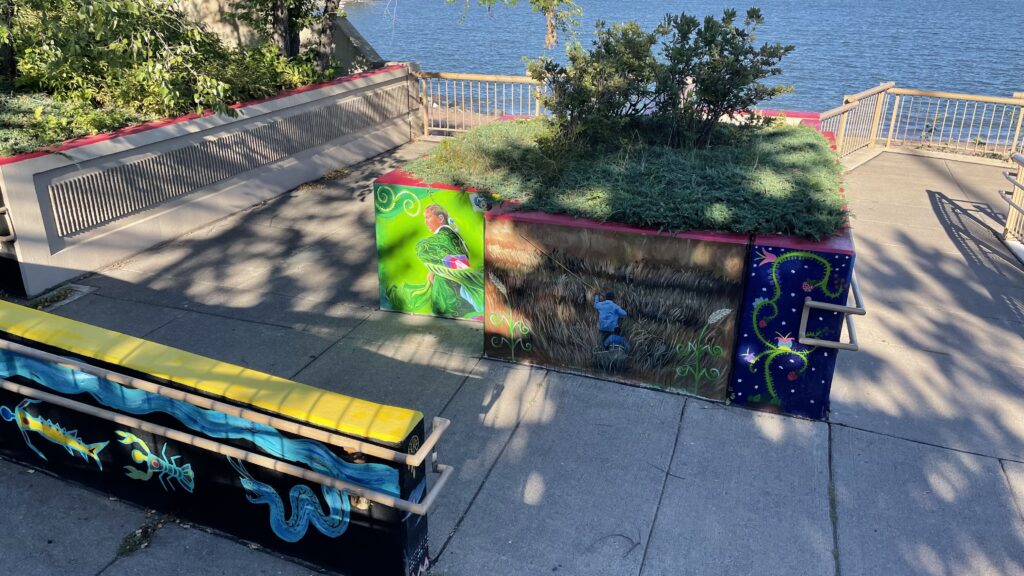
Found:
2,146 -> 1023,576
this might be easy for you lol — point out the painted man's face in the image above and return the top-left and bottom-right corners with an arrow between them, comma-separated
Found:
425,209 -> 445,232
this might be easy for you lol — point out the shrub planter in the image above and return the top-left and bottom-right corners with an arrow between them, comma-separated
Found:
373,115 -> 862,419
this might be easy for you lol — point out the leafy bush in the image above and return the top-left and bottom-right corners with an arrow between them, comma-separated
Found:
527,21 -> 659,145
12,0 -> 333,117
0,92 -> 150,156
657,8 -> 794,148
528,8 -> 794,149
0,0 -> 338,155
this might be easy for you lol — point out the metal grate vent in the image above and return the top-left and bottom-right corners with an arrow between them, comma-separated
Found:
48,84 -> 407,238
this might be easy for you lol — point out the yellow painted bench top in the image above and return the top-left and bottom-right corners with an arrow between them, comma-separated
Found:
0,300 -> 422,445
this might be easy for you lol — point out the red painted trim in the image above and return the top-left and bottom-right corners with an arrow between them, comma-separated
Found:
0,65 -> 407,166
758,109 -> 821,120
373,168 -> 475,193
486,205 -> 750,245
755,226 -> 855,255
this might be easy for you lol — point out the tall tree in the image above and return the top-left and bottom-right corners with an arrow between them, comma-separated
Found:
449,0 -> 580,49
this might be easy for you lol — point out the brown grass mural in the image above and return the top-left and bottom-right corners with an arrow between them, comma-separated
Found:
484,217 -> 745,400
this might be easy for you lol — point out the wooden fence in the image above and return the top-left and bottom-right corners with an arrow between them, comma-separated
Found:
822,84 -> 1024,160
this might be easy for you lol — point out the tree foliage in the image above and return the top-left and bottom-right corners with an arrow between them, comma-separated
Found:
448,0 -> 580,48
657,8 -> 795,148
4,0 -> 333,120
527,21 -> 659,144
528,8 -> 795,148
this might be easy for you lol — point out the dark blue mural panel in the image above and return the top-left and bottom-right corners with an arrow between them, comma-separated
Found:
729,236 -> 855,419
0,346 -> 429,576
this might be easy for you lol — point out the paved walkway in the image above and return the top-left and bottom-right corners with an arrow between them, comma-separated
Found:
1,146 -> 1023,576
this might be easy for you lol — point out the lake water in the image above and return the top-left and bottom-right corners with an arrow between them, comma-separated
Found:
345,0 -> 1024,112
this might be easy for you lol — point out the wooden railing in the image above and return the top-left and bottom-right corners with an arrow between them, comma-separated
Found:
416,72 -> 544,136
821,83 -> 893,158
822,84 -> 1024,161
1004,153 -> 1024,244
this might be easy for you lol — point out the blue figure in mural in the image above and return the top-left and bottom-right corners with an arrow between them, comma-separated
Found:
593,292 -> 628,340
0,398 -> 108,469
603,333 -> 630,352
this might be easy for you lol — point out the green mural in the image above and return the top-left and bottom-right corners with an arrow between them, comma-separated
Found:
374,181 -> 487,321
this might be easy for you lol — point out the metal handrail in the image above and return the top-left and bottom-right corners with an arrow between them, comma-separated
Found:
888,87 -> 1024,106
798,272 -> 866,352
415,71 -> 540,85
1001,155 -> 1024,242
0,338 -> 447,467
0,378 -> 453,516
1005,170 -> 1024,193
0,206 -> 15,243
999,189 -> 1024,216
819,101 -> 860,121
843,82 -> 896,104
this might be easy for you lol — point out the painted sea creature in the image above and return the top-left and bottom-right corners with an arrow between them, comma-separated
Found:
0,349 -> 401,543
0,399 -> 107,469
116,431 -> 195,493
228,457 -> 349,543
756,249 -> 777,266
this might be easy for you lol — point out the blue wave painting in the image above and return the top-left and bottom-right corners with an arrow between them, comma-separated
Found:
0,349 -> 400,541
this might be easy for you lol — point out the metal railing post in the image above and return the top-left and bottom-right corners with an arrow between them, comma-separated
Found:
1012,92 -> 1024,155
420,78 -> 430,137
836,112 -> 848,155
868,83 -> 891,148
885,95 -> 901,149
1004,154 -> 1024,242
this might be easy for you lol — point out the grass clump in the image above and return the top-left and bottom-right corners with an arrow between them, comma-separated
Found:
0,92 -> 155,157
405,118 -> 846,239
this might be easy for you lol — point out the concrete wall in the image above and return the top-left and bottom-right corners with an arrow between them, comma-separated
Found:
0,65 -> 416,297
178,0 -> 384,75
180,0 -> 258,47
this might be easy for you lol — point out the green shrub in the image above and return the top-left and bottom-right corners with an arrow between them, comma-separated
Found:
0,0 -> 337,155
528,8 -> 794,149
657,8 -> 794,148
13,0 -> 335,118
0,92 -> 151,155
527,20 -> 659,146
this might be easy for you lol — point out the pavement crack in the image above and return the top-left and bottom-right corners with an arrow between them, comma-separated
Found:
637,396 -> 688,576
430,370 -> 551,566
999,459 -> 1024,525
828,423 -> 842,576
829,420 -> 1023,464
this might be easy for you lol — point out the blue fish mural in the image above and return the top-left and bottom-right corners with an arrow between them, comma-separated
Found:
0,350 -> 400,542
